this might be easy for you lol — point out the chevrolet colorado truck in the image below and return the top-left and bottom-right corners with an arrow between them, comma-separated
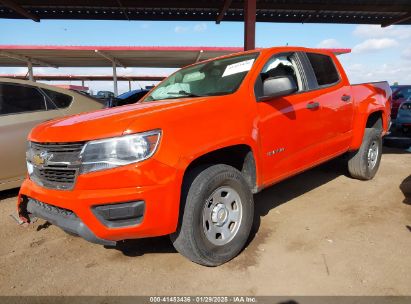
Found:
18,47 -> 391,266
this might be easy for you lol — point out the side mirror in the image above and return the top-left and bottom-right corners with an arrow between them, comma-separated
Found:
260,75 -> 298,101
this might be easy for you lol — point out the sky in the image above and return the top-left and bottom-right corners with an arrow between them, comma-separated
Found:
0,19 -> 411,94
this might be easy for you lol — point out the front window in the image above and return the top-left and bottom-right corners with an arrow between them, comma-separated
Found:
0,83 -> 46,115
254,52 -> 304,99
144,52 -> 259,101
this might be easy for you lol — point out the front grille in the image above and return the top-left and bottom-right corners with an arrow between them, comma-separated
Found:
36,168 -> 77,183
28,142 -> 85,190
27,198 -> 77,219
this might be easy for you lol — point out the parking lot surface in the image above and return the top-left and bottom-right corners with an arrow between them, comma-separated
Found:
0,147 -> 410,296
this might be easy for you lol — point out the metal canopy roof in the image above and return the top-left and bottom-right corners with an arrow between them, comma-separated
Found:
0,74 -> 167,81
0,1 -> 410,26
0,45 -> 351,68
0,46 -> 244,68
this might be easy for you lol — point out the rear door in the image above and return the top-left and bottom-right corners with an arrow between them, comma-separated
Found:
0,83 -> 65,187
301,52 -> 354,155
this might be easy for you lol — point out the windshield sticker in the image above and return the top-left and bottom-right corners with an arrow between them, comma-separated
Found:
222,59 -> 255,77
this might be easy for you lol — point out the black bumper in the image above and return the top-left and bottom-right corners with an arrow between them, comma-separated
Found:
26,198 -> 116,247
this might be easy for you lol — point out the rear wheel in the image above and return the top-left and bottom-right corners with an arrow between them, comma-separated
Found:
348,128 -> 382,180
171,164 -> 254,266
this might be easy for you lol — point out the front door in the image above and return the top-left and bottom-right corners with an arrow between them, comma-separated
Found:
255,52 -> 327,185
0,83 -> 62,188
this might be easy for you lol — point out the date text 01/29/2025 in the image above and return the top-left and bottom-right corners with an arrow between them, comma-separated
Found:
149,296 -> 257,303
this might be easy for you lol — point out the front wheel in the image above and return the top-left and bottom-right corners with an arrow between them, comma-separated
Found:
171,164 -> 254,266
348,128 -> 382,180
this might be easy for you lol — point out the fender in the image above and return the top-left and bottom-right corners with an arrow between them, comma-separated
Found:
350,107 -> 388,150
177,138 -> 261,184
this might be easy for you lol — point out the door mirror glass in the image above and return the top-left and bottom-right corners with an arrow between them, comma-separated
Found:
260,75 -> 298,100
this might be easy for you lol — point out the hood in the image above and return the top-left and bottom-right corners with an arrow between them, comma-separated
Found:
29,97 -> 213,143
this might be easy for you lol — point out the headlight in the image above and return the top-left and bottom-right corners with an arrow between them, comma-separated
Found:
80,130 -> 161,174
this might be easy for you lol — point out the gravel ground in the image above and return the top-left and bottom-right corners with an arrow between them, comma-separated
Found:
0,146 -> 410,296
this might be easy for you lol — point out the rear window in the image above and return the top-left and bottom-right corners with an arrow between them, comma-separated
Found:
306,53 -> 340,87
42,89 -> 73,109
0,83 -> 46,115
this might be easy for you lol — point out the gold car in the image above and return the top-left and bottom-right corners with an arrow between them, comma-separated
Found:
0,78 -> 104,191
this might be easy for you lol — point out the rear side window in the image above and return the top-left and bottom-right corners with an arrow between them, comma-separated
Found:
0,83 -> 46,115
306,53 -> 340,86
42,89 -> 73,109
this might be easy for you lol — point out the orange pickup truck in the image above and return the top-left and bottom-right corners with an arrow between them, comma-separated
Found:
18,47 -> 391,266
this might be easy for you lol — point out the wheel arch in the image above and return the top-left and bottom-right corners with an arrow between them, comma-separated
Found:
181,144 -> 259,194
350,109 -> 385,150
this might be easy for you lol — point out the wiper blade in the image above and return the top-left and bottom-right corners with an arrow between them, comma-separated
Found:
202,91 -> 231,96
167,90 -> 203,97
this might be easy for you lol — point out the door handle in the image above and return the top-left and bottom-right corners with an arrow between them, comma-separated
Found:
341,94 -> 351,102
306,101 -> 320,109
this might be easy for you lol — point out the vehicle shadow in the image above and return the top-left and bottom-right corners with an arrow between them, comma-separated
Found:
0,188 -> 19,201
246,156 -> 347,247
400,175 -> 411,205
110,157 -> 348,258
382,146 -> 411,154
383,129 -> 411,151
107,235 -> 176,256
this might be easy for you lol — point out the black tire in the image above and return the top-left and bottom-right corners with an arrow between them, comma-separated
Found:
171,164 -> 254,266
348,128 -> 382,180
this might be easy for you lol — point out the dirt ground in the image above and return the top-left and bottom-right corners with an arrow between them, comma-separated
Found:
0,146 -> 410,296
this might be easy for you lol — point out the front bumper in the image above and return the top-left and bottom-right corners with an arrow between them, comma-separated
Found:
18,160 -> 182,244
395,117 -> 411,128
25,198 -> 116,246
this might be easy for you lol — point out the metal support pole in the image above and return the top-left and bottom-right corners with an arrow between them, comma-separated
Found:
128,80 -> 131,91
81,80 -> 85,87
244,0 -> 256,51
195,50 -> 204,62
112,62 -> 118,96
27,61 -> 34,81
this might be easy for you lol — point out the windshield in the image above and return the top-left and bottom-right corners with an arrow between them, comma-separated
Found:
144,52 -> 259,101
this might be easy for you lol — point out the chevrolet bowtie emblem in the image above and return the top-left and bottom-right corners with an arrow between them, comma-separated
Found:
33,151 -> 54,166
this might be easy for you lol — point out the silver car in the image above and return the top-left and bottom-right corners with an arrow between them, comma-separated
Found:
0,78 -> 104,191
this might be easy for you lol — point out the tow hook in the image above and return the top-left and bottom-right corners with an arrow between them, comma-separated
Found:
10,213 -> 38,225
